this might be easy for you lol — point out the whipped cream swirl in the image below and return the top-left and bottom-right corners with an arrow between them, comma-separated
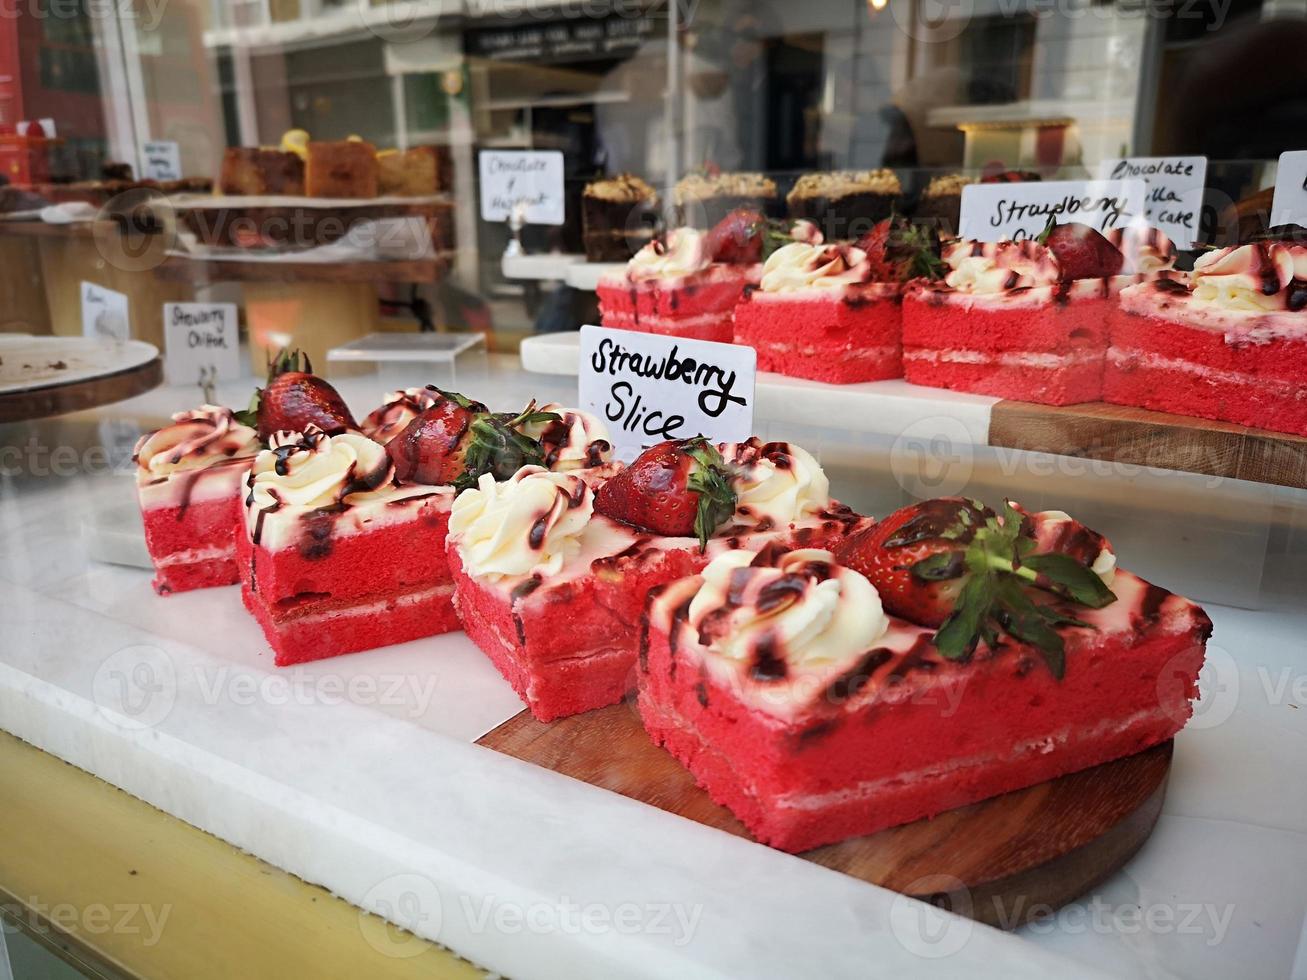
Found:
1030,509 -> 1116,586
515,403 -> 613,471
134,405 -> 260,479
759,242 -> 873,292
942,239 -> 1061,293
627,228 -> 713,281
688,548 -> 888,671
360,387 -> 440,445
1108,224 -> 1177,275
723,438 -> 831,528
1190,243 -> 1307,313
450,467 -> 592,580
246,427 -> 396,515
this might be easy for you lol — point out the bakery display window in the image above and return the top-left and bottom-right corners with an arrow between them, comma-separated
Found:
1,3 -> 1306,980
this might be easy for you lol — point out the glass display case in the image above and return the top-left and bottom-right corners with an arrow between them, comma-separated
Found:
1,3 -> 1305,979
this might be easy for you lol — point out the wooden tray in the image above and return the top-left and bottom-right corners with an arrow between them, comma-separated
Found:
478,701 -> 1171,928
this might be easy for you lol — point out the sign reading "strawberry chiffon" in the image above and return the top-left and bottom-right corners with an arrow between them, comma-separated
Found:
959,179 -> 1147,242
578,324 -> 756,457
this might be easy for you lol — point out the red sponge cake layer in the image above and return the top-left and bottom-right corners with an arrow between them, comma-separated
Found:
639,565 -> 1208,853
239,487 -> 457,666
1106,285 -> 1307,437
734,286 -> 903,384
598,266 -> 749,343
902,286 -> 1112,405
144,495 -> 246,594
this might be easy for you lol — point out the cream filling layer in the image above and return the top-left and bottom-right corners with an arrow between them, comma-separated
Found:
759,341 -> 899,359
904,348 -> 1101,369
272,582 -> 455,627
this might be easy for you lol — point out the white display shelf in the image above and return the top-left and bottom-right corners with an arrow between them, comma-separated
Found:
501,252 -> 586,282
566,261 -> 624,292
3,362 -> 1304,979
519,330 -> 998,444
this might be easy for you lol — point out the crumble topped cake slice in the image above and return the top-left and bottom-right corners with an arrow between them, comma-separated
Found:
638,498 -> 1209,852
448,438 -> 865,721
134,406 -> 262,595
1105,240 -> 1307,436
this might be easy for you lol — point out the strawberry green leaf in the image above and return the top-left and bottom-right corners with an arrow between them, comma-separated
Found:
932,573 -> 995,660
685,438 -> 737,551
1022,553 -> 1116,608
994,578 -> 1066,679
457,413 -> 550,491
233,388 -> 261,430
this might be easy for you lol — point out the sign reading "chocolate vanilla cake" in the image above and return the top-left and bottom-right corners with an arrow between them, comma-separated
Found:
1097,156 -> 1207,248
959,179 -> 1146,242
578,324 -> 756,457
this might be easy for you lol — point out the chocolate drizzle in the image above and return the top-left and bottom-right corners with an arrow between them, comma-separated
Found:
749,633 -> 788,682
824,648 -> 893,703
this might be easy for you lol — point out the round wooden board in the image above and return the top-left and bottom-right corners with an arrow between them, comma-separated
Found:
0,338 -> 163,424
478,701 -> 1172,928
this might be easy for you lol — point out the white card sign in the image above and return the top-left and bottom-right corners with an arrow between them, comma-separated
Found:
479,150 -> 565,225
142,140 -> 182,182
578,325 -> 756,457
81,282 -> 130,341
1097,156 -> 1206,248
163,302 -> 240,386
1270,150 -> 1307,228
959,179 -> 1146,241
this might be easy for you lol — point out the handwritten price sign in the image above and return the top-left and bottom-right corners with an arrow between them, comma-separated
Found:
478,150 -> 565,225
577,325 -> 756,458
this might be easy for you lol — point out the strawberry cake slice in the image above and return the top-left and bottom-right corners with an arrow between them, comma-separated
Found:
902,224 -> 1177,405
448,438 -> 864,721
597,213 -> 763,343
1105,241 -> 1307,436
134,406 -> 262,595
733,218 -> 942,384
638,498 -> 1209,852
238,427 -> 459,666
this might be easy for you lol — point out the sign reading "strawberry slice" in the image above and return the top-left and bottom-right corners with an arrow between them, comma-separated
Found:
578,324 -> 756,459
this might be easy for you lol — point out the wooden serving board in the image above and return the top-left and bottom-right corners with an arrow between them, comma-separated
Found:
478,700 -> 1171,928
989,399 -> 1307,492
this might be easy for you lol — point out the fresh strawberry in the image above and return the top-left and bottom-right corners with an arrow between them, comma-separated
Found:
705,208 -> 766,264
835,498 -> 1117,677
387,392 -> 556,489
593,437 -> 736,549
239,349 -> 357,442
854,216 -> 943,282
1039,219 -> 1125,280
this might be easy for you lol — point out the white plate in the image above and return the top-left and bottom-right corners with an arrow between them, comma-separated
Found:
0,336 -> 159,395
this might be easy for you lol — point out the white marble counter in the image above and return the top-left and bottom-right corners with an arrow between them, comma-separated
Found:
0,355 -> 1303,979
